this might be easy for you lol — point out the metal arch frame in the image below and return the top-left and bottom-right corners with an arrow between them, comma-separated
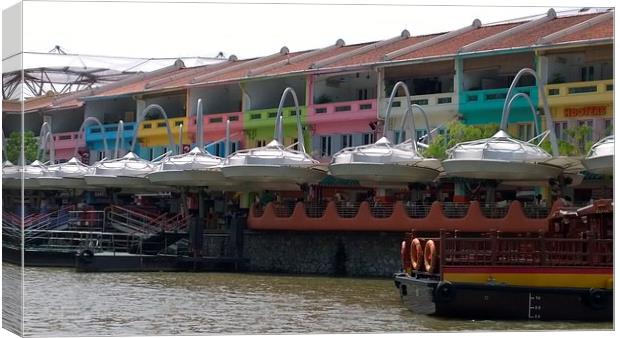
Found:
501,68 -> 558,156
74,117 -> 109,159
196,98 -> 205,150
398,103 -> 433,146
274,87 -> 306,154
113,120 -> 125,159
130,104 -> 177,155
37,122 -> 52,161
502,92 -> 541,137
40,131 -> 56,164
382,81 -> 418,154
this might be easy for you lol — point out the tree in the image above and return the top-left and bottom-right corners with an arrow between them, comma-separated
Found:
5,131 -> 38,164
541,125 -> 594,156
423,121 -> 498,159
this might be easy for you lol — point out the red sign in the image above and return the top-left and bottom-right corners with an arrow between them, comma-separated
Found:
564,106 -> 607,118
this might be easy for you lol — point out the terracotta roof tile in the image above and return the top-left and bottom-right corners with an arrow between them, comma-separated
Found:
327,35 -> 439,68
552,16 -> 614,43
394,22 -> 522,61
260,44 -> 371,76
3,91 -> 85,113
201,51 -> 307,84
149,61 -> 250,90
473,13 -> 600,51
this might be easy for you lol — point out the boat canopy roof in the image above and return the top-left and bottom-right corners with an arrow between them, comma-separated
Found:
91,152 -> 155,177
156,146 -> 222,171
586,135 -> 614,159
225,139 -> 319,167
45,157 -> 93,178
447,130 -> 552,162
330,136 -> 430,165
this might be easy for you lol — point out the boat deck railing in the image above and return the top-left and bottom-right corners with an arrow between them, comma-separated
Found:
440,230 -> 613,267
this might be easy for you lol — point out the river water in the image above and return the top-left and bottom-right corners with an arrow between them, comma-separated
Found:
2,263 -> 612,337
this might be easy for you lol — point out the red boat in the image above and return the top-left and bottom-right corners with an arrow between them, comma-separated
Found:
394,199 -> 613,321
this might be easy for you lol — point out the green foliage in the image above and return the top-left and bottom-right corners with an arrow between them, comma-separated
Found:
540,125 -> 595,156
422,121 -> 498,159
5,131 -> 38,164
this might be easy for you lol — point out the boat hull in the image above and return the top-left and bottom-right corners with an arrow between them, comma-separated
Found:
394,273 -> 613,321
442,160 -> 563,181
583,155 -> 613,176
222,165 -> 327,190
329,163 -> 439,186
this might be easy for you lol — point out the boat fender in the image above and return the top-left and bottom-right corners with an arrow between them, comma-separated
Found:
586,288 -> 606,310
400,285 -> 408,297
434,281 -> 455,303
79,249 -> 94,264
410,238 -> 423,271
401,240 -> 412,273
424,240 -> 438,274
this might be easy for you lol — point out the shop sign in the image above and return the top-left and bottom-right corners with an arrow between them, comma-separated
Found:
564,106 -> 607,118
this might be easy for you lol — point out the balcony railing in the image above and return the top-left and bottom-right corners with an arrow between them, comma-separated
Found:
244,106 -> 307,129
462,86 -> 536,104
248,200 -> 566,232
86,122 -> 136,142
310,99 -> 376,115
188,111 -> 243,139
52,131 -> 85,149
545,79 -> 613,98
138,117 -> 191,147
391,93 -> 456,107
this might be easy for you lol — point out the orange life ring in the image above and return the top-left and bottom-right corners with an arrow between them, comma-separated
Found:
410,238 -> 423,271
424,239 -> 438,274
400,240 -> 412,271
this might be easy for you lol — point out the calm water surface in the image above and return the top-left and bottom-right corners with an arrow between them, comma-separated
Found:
3,263 -> 612,337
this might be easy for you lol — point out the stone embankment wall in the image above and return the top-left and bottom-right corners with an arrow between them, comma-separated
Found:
243,231 -> 403,277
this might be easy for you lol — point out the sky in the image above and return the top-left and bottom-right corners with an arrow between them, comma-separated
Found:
4,0 -> 614,61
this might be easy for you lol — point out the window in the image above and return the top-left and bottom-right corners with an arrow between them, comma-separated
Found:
149,148 -> 155,161
517,123 -> 534,141
98,151 -> 105,161
320,136 -> 332,157
341,134 -> 353,149
554,121 -> 568,141
394,131 -> 406,143
256,140 -> 267,147
581,66 -> 595,82
363,133 -> 375,145
358,88 -> 369,100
